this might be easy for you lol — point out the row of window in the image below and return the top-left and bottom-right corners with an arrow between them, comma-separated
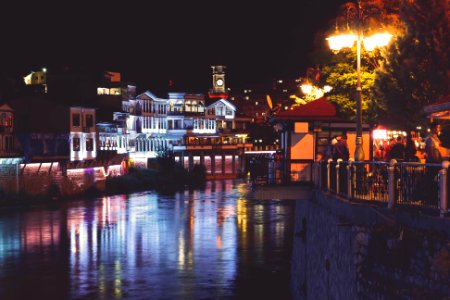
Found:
184,136 -> 244,145
135,139 -> 168,152
72,113 -> 94,128
72,137 -> 94,152
212,106 -> 233,116
98,136 -> 127,149
123,101 -> 234,117
123,101 -> 167,115
141,117 -> 167,130
97,87 -> 121,95
140,101 -> 167,114
168,104 -> 205,113
192,119 -> 215,130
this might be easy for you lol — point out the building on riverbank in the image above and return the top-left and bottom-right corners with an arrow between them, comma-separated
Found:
0,66 -> 254,195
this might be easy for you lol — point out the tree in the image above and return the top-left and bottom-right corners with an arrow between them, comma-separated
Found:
321,50 -> 378,122
316,0 -> 402,123
374,0 -> 449,130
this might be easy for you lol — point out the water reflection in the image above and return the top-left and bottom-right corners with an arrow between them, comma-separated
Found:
0,180 -> 296,299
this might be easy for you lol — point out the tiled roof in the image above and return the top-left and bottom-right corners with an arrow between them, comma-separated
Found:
273,97 -> 341,121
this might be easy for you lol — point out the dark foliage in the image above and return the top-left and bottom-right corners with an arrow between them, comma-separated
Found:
374,0 -> 449,129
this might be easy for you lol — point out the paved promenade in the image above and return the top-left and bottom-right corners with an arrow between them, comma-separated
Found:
250,184 -> 312,200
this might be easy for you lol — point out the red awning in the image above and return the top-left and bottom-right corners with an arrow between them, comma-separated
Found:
273,97 -> 341,121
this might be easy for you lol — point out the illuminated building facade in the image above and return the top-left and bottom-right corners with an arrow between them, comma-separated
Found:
117,89 -> 252,176
23,70 -> 47,86
0,66 -> 253,192
69,107 -> 97,162
0,104 -> 16,157
91,65 -> 253,176
23,69 -> 48,94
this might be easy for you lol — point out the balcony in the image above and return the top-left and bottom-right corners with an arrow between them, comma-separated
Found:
167,111 -> 205,116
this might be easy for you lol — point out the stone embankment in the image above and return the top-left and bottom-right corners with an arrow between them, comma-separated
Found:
291,191 -> 450,299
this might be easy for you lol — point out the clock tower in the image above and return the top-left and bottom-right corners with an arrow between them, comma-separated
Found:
210,65 -> 227,97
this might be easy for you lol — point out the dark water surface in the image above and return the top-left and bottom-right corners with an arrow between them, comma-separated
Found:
0,180 -> 298,300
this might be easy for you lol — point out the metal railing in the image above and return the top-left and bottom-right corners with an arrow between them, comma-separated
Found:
313,159 -> 449,218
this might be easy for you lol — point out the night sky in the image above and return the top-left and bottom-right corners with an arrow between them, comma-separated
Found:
1,0 -> 348,95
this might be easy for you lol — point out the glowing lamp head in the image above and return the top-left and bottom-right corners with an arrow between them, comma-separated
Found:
362,36 -> 378,51
323,85 -> 333,93
300,83 -> 313,95
371,33 -> 392,48
363,33 -> 392,51
326,34 -> 356,51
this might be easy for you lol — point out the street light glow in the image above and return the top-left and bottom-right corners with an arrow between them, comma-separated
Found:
369,33 -> 393,48
326,0 -> 392,161
300,83 -> 313,95
323,85 -> 333,93
327,32 -> 392,52
326,34 -> 356,51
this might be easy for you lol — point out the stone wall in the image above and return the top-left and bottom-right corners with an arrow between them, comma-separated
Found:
291,191 -> 450,299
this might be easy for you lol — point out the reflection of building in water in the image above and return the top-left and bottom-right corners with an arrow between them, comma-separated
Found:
0,180 -> 297,299
237,199 -> 248,250
20,212 -> 61,248
64,190 -> 239,297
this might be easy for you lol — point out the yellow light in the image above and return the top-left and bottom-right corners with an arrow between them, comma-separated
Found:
323,85 -> 333,93
300,83 -> 313,95
326,34 -> 356,51
363,33 -> 392,51
372,33 -> 392,48
362,35 -> 378,51
372,129 -> 387,140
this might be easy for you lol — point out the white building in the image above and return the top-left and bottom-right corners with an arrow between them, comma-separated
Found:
93,66 -> 253,176
70,107 -> 96,161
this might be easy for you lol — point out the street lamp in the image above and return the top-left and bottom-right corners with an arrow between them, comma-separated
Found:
300,82 -> 313,95
326,0 -> 392,161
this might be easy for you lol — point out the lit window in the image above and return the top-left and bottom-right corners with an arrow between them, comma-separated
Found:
86,138 -> 93,151
73,138 -> 80,151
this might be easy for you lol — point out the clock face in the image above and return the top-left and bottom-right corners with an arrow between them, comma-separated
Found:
216,78 -> 224,87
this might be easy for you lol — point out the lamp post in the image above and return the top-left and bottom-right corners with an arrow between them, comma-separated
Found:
326,0 -> 392,161
355,0 -> 364,161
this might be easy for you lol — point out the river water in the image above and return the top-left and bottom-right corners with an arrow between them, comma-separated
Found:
0,179 -> 299,300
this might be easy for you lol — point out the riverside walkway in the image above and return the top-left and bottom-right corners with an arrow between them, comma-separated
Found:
313,159 -> 450,218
